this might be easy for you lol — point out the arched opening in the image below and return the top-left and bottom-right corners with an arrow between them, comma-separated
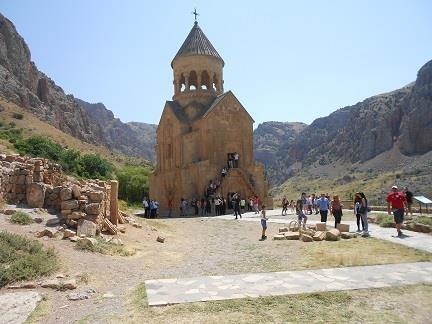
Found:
189,70 -> 198,91
179,73 -> 186,92
212,73 -> 219,91
201,70 -> 211,90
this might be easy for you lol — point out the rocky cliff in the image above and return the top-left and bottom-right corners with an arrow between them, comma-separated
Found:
76,99 -> 156,161
254,60 -> 432,186
0,13 -> 156,161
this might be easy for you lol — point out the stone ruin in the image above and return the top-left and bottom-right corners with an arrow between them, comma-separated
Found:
273,221 -> 358,242
0,153 -> 121,236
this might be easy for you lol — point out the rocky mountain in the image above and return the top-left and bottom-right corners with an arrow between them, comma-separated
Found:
254,60 -> 432,187
0,13 -> 156,162
76,99 -> 156,161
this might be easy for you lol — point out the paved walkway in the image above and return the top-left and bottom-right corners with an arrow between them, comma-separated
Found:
145,261 -> 432,306
213,209 -> 432,253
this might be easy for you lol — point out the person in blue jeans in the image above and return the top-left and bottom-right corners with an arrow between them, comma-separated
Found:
315,193 -> 330,223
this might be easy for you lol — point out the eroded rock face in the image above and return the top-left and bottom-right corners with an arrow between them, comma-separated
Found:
0,13 -> 156,161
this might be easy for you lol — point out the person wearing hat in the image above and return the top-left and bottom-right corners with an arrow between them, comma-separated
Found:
386,185 -> 407,237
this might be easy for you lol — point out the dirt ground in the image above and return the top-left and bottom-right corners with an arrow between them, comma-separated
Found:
0,210 -> 431,323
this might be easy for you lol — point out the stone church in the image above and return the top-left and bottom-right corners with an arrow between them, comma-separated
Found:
149,21 -> 272,213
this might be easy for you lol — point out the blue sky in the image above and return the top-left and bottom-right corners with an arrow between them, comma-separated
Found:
1,1 -> 431,126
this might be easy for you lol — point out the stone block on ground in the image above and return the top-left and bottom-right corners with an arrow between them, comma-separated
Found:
62,279 -> 77,290
326,228 -> 341,241
337,223 -> 350,233
103,218 -> 118,235
301,234 -> 313,242
0,291 -> 42,324
156,236 -> 165,243
279,227 -> 289,233
77,237 -> 98,248
41,279 -> 61,290
36,228 -> 58,238
285,232 -> 300,240
62,229 -> 76,239
316,222 -> 327,231
313,231 -> 326,241
26,183 -> 46,208
341,232 -> 356,239
46,217 -> 60,226
77,219 -> 97,237
110,238 -> 123,245
273,234 -> 286,240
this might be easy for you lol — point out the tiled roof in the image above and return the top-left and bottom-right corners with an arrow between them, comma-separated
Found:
172,22 -> 224,66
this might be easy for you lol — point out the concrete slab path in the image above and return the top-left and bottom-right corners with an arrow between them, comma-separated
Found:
145,261 -> 432,306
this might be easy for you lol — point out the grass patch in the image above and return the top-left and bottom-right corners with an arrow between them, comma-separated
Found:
374,214 -> 395,227
292,237 -> 432,269
126,283 -> 432,323
145,219 -> 171,231
416,216 -> 432,226
10,211 -> 33,225
25,295 -> 51,324
76,237 -> 136,256
12,112 -> 24,120
0,231 -> 58,287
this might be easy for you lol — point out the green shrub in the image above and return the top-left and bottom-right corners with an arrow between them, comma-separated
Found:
12,112 -> 24,120
416,216 -> 432,226
10,211 -> 33,225
0,231 -> 58,287
79,154 -> 113,179
14,136 -> 114,179
375,214 -> 395,228
116,166 -> 151,203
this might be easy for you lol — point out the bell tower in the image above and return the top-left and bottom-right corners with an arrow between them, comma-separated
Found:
171,21 -> 224,107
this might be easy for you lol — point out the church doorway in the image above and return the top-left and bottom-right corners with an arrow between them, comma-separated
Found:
227,152 -> 239,169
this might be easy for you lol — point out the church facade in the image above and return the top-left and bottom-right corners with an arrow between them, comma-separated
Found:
149,21 -> 272,213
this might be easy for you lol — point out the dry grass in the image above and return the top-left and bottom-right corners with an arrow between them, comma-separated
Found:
122,283 -> 432,323
292,237 -> 432,269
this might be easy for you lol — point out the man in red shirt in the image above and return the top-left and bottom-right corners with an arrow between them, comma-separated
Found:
386,185 -> 407,237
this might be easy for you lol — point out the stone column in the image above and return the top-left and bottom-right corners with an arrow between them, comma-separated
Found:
185,73 -> 190,91
110,180 -> 119,226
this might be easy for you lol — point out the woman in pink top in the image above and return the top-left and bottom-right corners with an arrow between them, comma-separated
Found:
331,195 -> 343,228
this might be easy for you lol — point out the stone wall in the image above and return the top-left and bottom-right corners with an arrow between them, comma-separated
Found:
0,153 -> 117,234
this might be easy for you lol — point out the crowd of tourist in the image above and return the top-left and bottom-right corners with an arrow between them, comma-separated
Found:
277,185 -> 412,238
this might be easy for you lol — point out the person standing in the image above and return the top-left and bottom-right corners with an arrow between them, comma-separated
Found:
259,205 -> 268,241
234,152 -> 239,168
296,198 -> 307,228
233,193 -> 242,219
359,192 -> 369,236
331,195 -> 343,228
281,196 -> 288,216
253,195 -> 260,214
387,185 -> 407,237
316,193 -> 330,223
143,197 -> 149,218
215,196 -> 221,216
404,187 -> 413,216
354,192 -> 364,232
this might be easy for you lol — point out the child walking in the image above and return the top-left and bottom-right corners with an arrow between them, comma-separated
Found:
260,205 -> 268,241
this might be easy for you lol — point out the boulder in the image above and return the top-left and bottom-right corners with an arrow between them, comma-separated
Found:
71,185 -> 81,199
77,219 -> 97,237
62,279 -> 77,290
36,228 -> 58,238
301,234 -> 313,242
337,223 -> 350,233
156,236 -> 165,243
273,234 -> 286,240
85,203 -> 100,215
61,200 -> 79,210
88,191 -> 104,203
41,279 -> 61,290
313,231 -> 326,241
316,223 -> 327,231
77,237 -> 98,248
33,217 -> 43,224
62,229 -> 76,239
132,222 -> 142,228
46,217 -> 60,226
326,228 -> 341,241
60,188 -> 73,201
26,183 -> 46,208
341,232 -> 355,239
69,211 -> 85,220
285,232 -> 300,240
